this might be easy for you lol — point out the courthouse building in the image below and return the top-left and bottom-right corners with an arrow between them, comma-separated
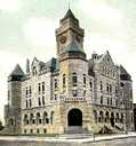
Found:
4,9 -> 134,135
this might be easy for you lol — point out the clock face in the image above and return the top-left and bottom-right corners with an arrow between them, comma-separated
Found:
60,36 -> 67,44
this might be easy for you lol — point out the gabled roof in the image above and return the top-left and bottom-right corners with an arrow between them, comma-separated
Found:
10,64 -> 24,76
120,65 -> 129,75
120,65 -> 131,81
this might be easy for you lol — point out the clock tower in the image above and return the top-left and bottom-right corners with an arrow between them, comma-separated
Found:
56,9 -> 86,60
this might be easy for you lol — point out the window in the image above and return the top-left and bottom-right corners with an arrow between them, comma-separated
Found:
37,129 -> 40,134
42,82 -> 45,92
99,111 -> 104,122
42,96 -> 45,105
83,90 -> 86,96
36,113 -> 41,124
100,96 -> 103,105
30,129 -> 33,134
72,73 -> 77,86
63,74 -> 66,88
50,111 -> 54,124
109,84 -> 112,93
38,98 -> 41,106
110,98 -> 112,105
89,80 -> 92,90
54,94 -> 57,100
26,87 -> 28,97
26,100 -> 28,108
43,112 -> 48,124
30,113 -> 33,124
44,129 -> 47,134
83,74 -> 86,87
29,99 -> 32,108
54,79 -> 58,90
72,90 -> 78,97
29,86 -> 32,96
38,83 -> 41,94
100,81 -> 103,91
107,98 -> 109,105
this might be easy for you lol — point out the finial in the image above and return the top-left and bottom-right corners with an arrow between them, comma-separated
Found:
68,0 -> 71,9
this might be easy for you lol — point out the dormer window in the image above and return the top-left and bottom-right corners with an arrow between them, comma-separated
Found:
32,66 -> 37,75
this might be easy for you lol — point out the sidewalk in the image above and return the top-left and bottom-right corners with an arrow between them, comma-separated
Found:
0,132 -> 136,143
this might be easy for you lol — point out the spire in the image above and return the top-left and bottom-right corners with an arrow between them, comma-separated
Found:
26,59 -> 30,74
61,9 -> 78,22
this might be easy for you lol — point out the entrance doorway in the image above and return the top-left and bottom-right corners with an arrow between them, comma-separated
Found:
68,109 -> 82,126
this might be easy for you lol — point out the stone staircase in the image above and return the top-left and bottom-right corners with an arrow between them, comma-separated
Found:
59,126 -> 93,139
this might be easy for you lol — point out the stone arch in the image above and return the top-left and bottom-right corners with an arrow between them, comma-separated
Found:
111,112 -> 115,127
105,111 -> 110,122
68,108 -> 82,126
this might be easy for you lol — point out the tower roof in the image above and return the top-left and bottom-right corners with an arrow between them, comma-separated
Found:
10,64 -> 24,76
61,9 -> 78,22
8,64 -> 25,82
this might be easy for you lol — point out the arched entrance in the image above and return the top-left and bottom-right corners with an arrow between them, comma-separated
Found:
68,109 -> 82,126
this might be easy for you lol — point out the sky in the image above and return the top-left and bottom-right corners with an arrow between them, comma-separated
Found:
0,0 -> 136,123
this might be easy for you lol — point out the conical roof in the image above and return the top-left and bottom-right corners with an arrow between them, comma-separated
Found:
10,64 -> 24,76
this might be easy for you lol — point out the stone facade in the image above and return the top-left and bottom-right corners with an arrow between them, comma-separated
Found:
4,9 -> 134,135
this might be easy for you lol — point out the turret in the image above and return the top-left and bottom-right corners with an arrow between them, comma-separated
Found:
5,64 -> 25,134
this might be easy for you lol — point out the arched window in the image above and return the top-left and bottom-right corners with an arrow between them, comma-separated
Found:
99,111 -> 104,122
23,114 -> 28,125
36,112 -> 41,124
50,111 -> 54,124
110,84 -> 112,93
116,113 -> 119,123
63,74 -> 66,88
89,80 -> 93,90
121,113 -> 124,123
72,73 -> 77,87
105,111 -> 110,122
100,96 -> 103,105
100,81 -> 103,91
43,111 -> 48,124
30,113 -> 34,124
